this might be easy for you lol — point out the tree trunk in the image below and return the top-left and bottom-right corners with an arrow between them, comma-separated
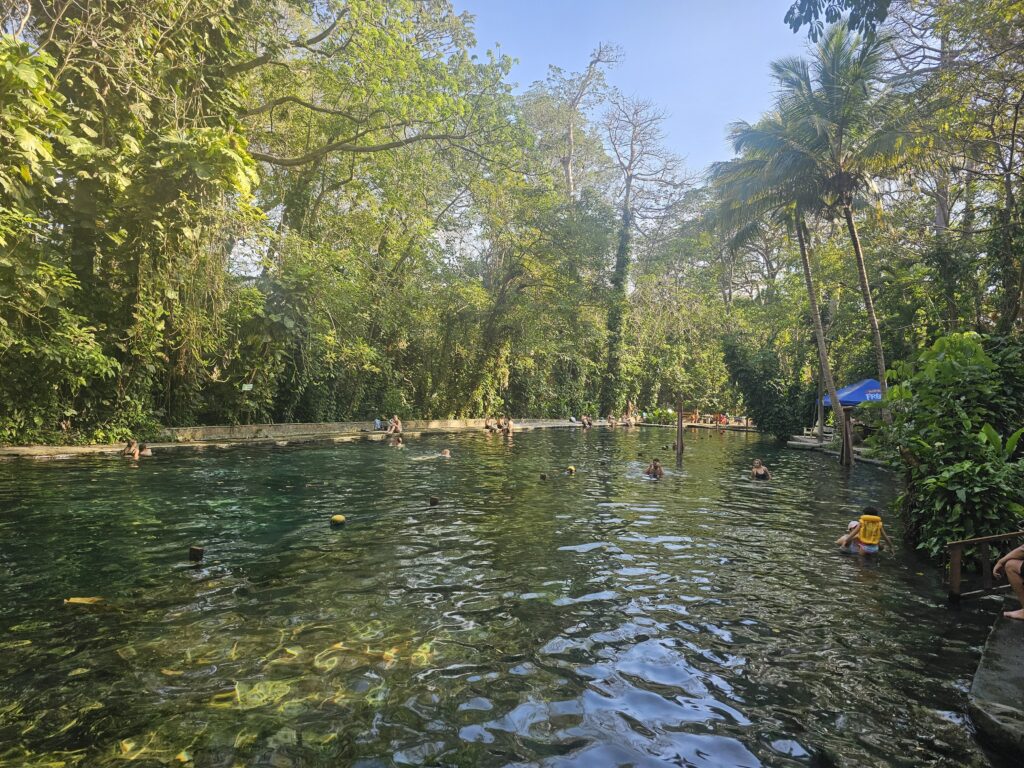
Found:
842,205 -> 887,397
565,119 -> 576,200
797,216 -> 848,463
600,188 -> 632,415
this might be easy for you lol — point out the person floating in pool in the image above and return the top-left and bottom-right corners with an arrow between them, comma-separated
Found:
440,449 -> 451,458
993,543 -> 1024,620
139,443 -> 153,457
837,507 -> 894,555
121,439 -> 139,460
644,458 -> 664,479
389,435 -> 404,448
751,459 -> 771,480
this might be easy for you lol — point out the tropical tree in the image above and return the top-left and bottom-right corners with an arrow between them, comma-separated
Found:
733,25 -> 919,397
711,116 -> 851,459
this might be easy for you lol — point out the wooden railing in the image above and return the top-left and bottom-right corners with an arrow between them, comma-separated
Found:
947,530 -> 1024,601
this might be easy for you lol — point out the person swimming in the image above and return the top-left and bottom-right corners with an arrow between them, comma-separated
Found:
121,439 -> 139,460
644,458 -> 664,479
836,507 -> 894,555
440,449 -> 451,458
751,459 -> 771,480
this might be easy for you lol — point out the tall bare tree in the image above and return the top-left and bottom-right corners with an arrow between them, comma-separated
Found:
600,94 -> 682,414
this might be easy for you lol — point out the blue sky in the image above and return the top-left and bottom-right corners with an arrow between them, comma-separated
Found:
454,0 -> 810,173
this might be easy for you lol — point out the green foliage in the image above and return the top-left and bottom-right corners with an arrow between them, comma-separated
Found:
722,336 -> 809,441
784,0 -> 892,39
1,2 -> 1023,459
881,333 -> 1024,558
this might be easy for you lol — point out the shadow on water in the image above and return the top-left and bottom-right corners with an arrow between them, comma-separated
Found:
0,428 -> 1006,766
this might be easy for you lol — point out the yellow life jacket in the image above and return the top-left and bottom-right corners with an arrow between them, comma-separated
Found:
858,515 -> 883,545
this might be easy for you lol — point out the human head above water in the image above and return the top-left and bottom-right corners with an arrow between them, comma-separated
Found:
862,505 -> 881,516
753,459 -> 763,467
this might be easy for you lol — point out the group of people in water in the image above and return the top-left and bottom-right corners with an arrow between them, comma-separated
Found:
120,439 -> 152,460
484,416 -> 514,435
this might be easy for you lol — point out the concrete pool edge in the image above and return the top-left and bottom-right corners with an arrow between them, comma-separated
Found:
968,612 -> 1024,761
0,418 -> 585,460
1,420 -> 774,461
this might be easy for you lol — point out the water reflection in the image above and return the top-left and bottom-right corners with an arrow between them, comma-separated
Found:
0,428 -> 1000,766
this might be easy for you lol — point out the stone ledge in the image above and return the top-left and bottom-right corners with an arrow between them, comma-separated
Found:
0,419 -> 582,460
969,611 -> 1024,760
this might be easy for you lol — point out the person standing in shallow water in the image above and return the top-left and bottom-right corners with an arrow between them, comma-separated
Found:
750,459 -> 771,480
994,544 -> 1024,620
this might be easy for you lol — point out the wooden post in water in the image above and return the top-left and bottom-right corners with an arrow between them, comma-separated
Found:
839,407 -> 854,466
948,543 -> 963,601
675,401 -> 684,466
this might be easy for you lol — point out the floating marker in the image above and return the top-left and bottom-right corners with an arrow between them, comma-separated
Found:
429,496 -> 440,507
330,514 -> 346,526
188,546 -> 204,562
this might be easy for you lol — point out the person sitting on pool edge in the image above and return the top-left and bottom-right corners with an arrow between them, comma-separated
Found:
993,543 -> 1024,620
751,459 -> 771,480
644,458 -> 664,479
386,415 -> 402,434
837,507 -> 894,555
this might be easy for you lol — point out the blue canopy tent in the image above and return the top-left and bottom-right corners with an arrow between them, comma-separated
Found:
823,378 -> 882,408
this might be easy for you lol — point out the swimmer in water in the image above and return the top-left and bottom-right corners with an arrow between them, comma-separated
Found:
836,507 -> 894,555
440,449 -> 451,458
751,459 -> 771,480
644,458 -> 664,479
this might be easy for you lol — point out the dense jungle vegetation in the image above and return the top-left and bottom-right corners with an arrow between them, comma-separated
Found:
1,2 -> 1022,550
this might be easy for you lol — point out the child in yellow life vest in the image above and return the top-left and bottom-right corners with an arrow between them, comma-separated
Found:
837,507 -> 894,554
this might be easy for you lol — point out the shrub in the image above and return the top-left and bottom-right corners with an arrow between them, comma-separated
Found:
880,332 -> 1024,559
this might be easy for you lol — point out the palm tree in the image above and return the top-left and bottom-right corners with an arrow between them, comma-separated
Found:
735,24 -> 917,398
711,133 -> 852,462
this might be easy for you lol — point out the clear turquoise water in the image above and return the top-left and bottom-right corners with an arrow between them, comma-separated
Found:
0,428 -> 999,767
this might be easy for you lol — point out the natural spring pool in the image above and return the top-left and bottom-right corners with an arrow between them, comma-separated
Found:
0,427 -> 1002,766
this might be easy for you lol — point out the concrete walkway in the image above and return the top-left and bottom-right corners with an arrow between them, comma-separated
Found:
969,610 -> 1024,760
786,434 -> 890,467
0,418 -> 581,460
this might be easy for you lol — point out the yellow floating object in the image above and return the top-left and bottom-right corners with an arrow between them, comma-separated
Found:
330,514 -> 346,526
64,597 -> 103,605
567,466 -> 576,473
858,514 -> 883,545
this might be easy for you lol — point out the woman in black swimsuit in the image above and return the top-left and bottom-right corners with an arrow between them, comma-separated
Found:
751,459 -> 771,480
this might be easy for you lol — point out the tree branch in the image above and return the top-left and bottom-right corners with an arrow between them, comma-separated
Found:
249,131 -> 468,167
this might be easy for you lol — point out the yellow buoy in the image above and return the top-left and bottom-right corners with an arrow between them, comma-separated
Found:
330,514 -> 346,526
